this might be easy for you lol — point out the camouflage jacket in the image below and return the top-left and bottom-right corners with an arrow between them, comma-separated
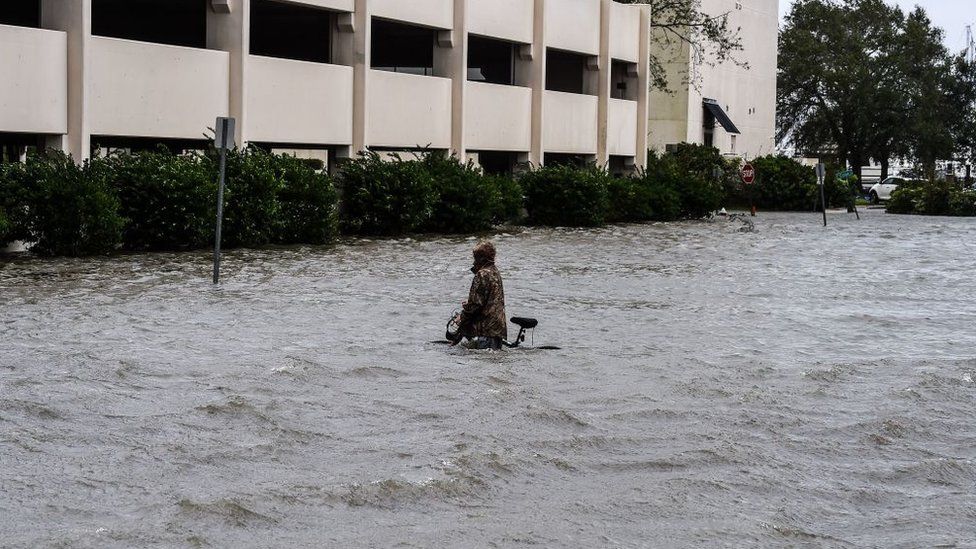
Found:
459,262 -> 508,340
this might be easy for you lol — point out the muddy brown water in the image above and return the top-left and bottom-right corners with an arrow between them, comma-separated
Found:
1,209 -> 974,548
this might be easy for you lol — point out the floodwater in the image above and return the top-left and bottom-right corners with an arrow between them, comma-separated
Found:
1,208 -> 974,548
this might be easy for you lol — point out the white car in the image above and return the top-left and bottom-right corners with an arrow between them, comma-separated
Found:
869,177 -> 903,203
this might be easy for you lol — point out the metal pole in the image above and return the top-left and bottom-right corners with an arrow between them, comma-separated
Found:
213,147 -> 227,284
750,173 -> 756,217
820,175 -> 828,227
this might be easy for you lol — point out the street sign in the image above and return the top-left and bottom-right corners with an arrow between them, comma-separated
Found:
816,163 -> 826,181
213,117 -> 236,284
740,163 -> 756,185
215,117 -> 236,151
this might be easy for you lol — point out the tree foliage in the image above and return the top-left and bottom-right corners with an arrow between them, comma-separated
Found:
618,0 -> 745,90
778,0 -> 976,179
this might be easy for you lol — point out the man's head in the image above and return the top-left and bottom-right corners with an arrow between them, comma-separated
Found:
473,241 -> 496,268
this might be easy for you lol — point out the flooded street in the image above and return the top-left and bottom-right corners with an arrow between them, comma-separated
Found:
1,208 -> 975,548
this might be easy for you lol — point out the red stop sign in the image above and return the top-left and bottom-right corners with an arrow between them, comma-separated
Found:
741,163 -> 756,185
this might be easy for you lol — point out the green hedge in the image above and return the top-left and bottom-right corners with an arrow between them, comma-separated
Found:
100,149 -> 215,251
0,148 -> 338,255
103,147 -> 338,251
520,164 -> 610,227
736,155 -> 853,211
272,153 -> 340,245
338,152 -> 436,235
339,151 -> 522,236
2,144 -> 759,256
519,153 -> 724,228
2,152 -> 124,256
420,153 -> 522,233
607,175 -> 679,223
0,162 -> 15,245
887,182 -> 976,216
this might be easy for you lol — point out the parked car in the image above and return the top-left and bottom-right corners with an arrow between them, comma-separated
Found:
869,176 -> 903,203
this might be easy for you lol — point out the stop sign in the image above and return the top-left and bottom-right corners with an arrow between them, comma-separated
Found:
741,163 -> 756,185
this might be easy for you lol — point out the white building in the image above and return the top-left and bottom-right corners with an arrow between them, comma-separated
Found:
0,0 -> 652,173
647,0 -> 778,160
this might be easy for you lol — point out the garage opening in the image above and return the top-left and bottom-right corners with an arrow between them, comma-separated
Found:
608,155 -> 635,177
371,19 -> 435,76
250,0 -> 333,64
91,136 -> 210,156
92,0 -> 207,49
546,49 -> 592,95
475,151 -> 521,176
611,59 -> 639,100
544,153 -> 591,167
0,0 -> 40,28
468,35 -> 515,85
0,133 -> 46,164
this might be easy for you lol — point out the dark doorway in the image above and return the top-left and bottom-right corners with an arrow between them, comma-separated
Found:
0,133 -> 45,164
250,0 -> 332,64
468,35 -> 515,85
92,0 -> 207,48
91,136 -> 210,155
611,59 -> 638,100
546,49 -> 587,94
371,18 -> 435,75
544,153 -> 589,167
0,0 -> 40,28
477,151 -> 518,175
608,155 -> 634,177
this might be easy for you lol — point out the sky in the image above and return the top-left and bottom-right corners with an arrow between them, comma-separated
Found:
779,0 -> 976,54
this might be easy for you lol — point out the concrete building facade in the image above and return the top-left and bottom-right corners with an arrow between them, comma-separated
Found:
0,0 -> 651,172
647,0 -> 778,160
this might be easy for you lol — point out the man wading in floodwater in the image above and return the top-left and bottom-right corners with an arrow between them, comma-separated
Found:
451,241 -> 508,350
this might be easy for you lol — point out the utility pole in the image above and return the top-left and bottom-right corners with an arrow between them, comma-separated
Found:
967,26 -> 974,184
968,25 -> 975,65
213,117 -> 236,285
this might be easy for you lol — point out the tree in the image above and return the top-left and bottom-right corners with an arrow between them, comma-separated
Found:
779,0 -> 976,181
948,56 -> 976,174
777,0 -> 905,179
618,0 -> 746,91
896,8 -> 954,180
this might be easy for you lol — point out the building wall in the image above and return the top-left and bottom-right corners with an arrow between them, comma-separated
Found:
648,0 -> 778,160
0,24 -> 68,136
0,0 -> 651,169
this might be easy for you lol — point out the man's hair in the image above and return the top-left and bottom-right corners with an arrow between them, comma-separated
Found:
473,241 -> 496,262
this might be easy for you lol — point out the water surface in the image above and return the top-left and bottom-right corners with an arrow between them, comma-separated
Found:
1,209 -> 974,547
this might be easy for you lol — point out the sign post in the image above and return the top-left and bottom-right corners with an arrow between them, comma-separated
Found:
741,162 -> 756,216
213,117 -> 236,284
816,163 -> 827,227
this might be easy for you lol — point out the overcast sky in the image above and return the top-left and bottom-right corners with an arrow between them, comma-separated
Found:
779,0 -> 976,54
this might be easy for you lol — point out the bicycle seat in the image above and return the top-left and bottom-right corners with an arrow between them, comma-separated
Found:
510,317 -> 538,330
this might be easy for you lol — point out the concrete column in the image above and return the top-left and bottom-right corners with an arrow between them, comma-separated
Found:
332,10 -> 356,161
528,0 -> 546,167
448,0 -> 468,158
351,0 -> 371,155
596,0 -> 612,167
207,0 -> 250,146
41,0 -> 91,161
635,5 -> 651,168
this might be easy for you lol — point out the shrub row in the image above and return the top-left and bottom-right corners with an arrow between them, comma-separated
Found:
520,145 -> 727,227
723,155 -> 854,211
886,182 -> 976,216
338,152 -> 521,236
0,148 -> 337,255
1,143 -> 835,256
